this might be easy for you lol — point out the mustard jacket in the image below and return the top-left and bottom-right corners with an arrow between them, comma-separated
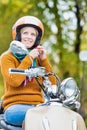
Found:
0,50 -> 56,110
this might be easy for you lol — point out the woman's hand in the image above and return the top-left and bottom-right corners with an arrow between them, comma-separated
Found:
29,48 -> 39,59
37,45 -> 46,60
29,45 -> 46,60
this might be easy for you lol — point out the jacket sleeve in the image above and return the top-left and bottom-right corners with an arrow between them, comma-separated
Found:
38,58 -> 57,85
0,52 -> 33,87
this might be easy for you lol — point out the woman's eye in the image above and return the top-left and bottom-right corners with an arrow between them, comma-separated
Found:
23,32 -> 28,34
22,31 -> 37,37
31,33 -> 36,36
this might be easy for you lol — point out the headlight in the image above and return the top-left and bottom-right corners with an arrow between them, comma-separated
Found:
62,78 -> 78,98
58,77 -> 80,101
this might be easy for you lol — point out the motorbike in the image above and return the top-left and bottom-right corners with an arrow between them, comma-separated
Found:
0,66 -> 87,130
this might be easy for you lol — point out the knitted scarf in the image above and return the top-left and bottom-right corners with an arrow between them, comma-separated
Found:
12,49 -> 37,86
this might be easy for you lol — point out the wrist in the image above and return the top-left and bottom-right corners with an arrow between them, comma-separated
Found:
40,55 -> 46,60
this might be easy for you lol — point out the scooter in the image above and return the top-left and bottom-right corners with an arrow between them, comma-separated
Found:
0,67 -> 86,130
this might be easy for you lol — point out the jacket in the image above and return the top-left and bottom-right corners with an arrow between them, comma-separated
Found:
0,50 -> 56,110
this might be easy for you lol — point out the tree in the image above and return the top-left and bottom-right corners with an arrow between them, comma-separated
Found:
0,0 -> 87,125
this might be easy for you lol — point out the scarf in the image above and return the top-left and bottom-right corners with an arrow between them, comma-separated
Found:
12,49 -> 37,86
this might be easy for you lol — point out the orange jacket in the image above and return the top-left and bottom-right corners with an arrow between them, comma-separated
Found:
0,50 -> 56,110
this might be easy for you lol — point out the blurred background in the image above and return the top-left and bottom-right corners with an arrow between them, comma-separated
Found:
0,0 -> 87,126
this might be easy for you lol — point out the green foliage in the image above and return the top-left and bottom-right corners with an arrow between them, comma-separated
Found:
0,0 -> 38,54
0,0 -> 87,126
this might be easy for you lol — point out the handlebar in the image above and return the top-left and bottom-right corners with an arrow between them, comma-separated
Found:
9,67 -> 80,110
9,67 -> 60,100
9,67 -> 46,78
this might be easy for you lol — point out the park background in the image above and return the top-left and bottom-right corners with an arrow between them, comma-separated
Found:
0,0 -> 87,126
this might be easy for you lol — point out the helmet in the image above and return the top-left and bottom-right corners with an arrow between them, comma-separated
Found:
12,16 -> 44,40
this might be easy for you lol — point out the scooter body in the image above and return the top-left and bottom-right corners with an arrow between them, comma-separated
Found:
0,67 -> 87,130
24,102 -> 86,130
0,101 -> 87,130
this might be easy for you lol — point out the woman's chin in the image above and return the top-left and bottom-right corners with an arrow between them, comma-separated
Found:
26,46 -> 32,49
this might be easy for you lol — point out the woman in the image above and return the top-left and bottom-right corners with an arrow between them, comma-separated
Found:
0,16 -> 56,126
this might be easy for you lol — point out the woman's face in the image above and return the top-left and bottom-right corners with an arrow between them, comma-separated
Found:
20,26 -> 38,49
